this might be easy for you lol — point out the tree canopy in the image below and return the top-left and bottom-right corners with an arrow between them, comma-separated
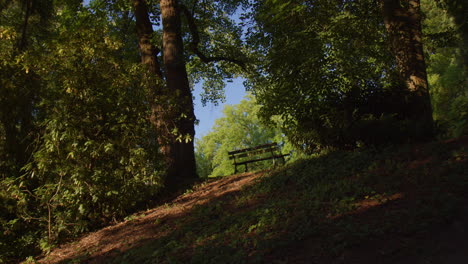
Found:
239,0 -> 457,152
0,0 -> 466,261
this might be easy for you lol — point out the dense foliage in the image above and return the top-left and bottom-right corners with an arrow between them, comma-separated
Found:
0,0 -> 466,262
422,0 -> 468,137
244,0 -> 444,152
0,0 -> 248,260
0,2 -> 163,261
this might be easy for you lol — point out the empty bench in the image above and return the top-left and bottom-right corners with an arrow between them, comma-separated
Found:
228,143 -> 289,174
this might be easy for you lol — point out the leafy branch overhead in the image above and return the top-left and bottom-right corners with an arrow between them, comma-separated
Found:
0,0 -> 466,262
180,3 -> 246,70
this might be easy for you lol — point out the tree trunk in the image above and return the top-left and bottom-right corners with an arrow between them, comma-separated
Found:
0,0 -> 37,177
133,0 -> 197,187
133,0 -> 163,79
161,0 -> 197,184
132,0 -> 177,184
380,0 -> 434,137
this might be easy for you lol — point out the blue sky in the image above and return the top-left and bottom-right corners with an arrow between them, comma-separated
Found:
193,78 -> 246,139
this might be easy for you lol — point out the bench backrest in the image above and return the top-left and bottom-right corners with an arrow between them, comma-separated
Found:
228,143 -> 279,160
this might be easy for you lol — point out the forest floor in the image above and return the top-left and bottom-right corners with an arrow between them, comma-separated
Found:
35,137 -> 467,264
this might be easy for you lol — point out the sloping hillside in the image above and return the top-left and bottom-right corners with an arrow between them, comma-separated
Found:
37,171 -> 263,263
37,137 -> 467,264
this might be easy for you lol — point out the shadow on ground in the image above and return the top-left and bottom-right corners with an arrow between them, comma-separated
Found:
39,137 -> 468,264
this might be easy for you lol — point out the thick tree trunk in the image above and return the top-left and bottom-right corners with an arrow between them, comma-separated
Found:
161,0 -> 197,184
133,0 -> 177,184
133,0 -> 197,187
380,0 -> 434,137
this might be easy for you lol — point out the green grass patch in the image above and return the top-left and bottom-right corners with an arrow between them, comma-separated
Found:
85,139 -> 468,263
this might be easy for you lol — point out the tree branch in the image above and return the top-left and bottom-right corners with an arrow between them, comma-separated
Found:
179,4 -> 246,70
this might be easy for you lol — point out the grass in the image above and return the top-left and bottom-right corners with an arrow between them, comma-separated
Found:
50,137 -> 467,263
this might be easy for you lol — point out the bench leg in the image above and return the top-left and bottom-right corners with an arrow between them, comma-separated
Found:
245,163 -> 248,172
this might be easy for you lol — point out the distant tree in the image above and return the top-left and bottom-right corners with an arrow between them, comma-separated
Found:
195,95 -> 292,177
422,0 -> 468,136
439,0 -> 468,73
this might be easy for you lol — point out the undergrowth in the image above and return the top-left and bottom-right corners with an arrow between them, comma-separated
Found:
58,138 -> 468,263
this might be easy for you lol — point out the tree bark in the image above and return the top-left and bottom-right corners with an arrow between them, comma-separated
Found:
133,0 -> 163,79
161,0 -> 197,184
133,0 -> 197,187
380,0 -> 434,137
132,0 -> 177,184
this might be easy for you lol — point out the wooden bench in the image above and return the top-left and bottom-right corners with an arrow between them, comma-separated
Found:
228,143 -> 289,174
